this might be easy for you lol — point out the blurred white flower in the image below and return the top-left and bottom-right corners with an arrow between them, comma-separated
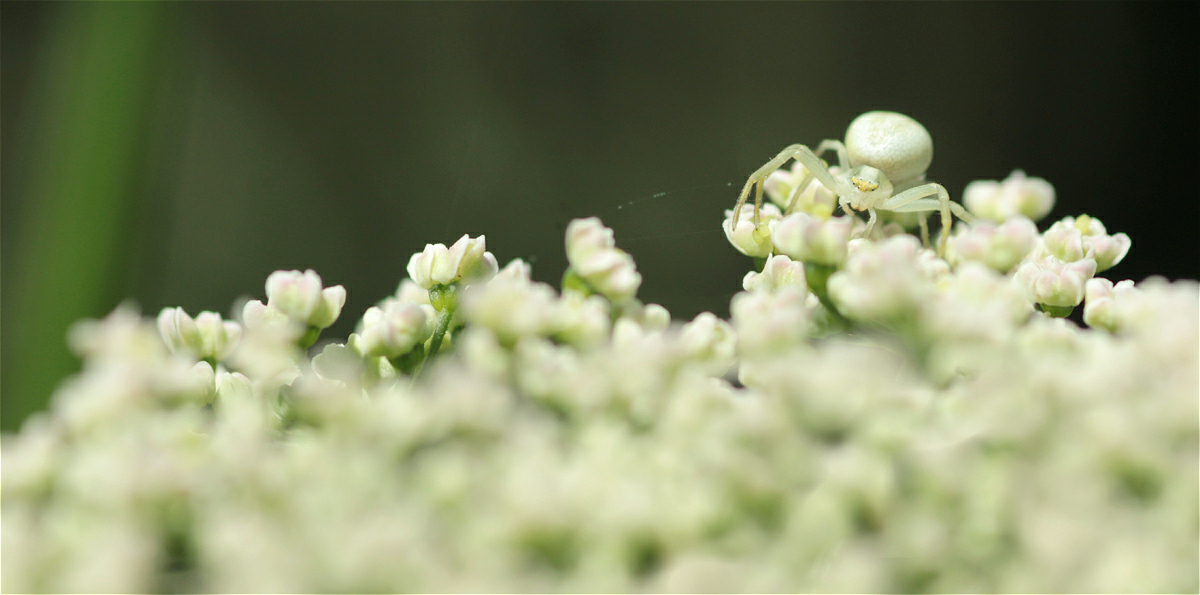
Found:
564,217 -> 642,303
827,236 -> 945,322
678,312 -> 736,376
157,308 -> 242,362
963,170 -> 1055,223
722,203 -> 782,258
406,234 -> 499,290
947,216 -> 1039,273
265,269 -> 347,329
743,253 -> 807,294
730,288 -> 809,357
771,212 -> 862,266
1041,215 -> 1131,272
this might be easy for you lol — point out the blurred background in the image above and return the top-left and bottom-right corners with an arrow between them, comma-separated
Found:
3,2 -> 1197,432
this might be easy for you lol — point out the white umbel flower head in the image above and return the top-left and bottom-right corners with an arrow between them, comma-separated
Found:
947,216 -> 1039,273
722,203 -> 783,258
1041,215 -> 1131,272
1015,253 -> 1097,308
771,212 -> 862,266
358,300 -> 434,359
564,217 -> 642,303
157,308 -> 242,362
743,253 -> 807,294
406,234 -> 499,290
265,269 -> 346,329
963,169 -> 1056,223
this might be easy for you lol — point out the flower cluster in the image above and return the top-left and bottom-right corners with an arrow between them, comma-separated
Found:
2,173 -> 1196,594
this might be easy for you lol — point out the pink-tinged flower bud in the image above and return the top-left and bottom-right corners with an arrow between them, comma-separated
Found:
963,170 -> 1055,223
1083,277 -> 1141,333
947,216 -> 1039,273
722,203 -> 782,258
1042,215 -> 1130,272
1015,254 -> 1097,308
771,212 -> 862,266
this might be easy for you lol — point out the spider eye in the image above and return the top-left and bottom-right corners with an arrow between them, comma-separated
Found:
851,176 -> 879,192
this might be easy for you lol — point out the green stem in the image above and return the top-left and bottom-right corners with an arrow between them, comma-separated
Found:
805,262 -> 851,331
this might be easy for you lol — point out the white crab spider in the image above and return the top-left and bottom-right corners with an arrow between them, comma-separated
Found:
732,111 -> 974,254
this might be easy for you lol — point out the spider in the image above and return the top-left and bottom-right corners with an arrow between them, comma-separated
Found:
732,111 -> 974,255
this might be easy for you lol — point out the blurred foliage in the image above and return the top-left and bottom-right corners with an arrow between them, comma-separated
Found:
3,3 -> 1197,431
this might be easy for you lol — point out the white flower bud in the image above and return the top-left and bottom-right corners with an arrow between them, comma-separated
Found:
742,253 -> 807,293
564,217 -> 642,303
827,236 -> 948,322
963,169 -> 1055,223
679,312 -> 737,376
771,212 -> 862,266
947,216 -> 1039,273
406,234 -> 499,290
358,300 -> 434,359
1041,215 -> 1130,272
1014,254 -> 1097,308
265,269 -> 346,329
157,308 -> 242,362
722,203 -> 782,258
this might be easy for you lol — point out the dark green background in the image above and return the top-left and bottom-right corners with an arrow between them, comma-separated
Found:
3,2 -> 1198,431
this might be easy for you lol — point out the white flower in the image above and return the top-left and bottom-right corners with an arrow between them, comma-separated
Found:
265,269 -> 347,329
743,253 -> 807,294
406,234 -> 499,290
763,161 -> 837,218
678,312 -> 737,376
722,203 -> 782,258
564,217 -> 642,303
1083,278 -> 1149,333
730,288 -> 809,357
157,308 -> 242,362
67,304 -> 165,364
771,212 -> 862,266
963,170 -> 1055,223
461,277 -> 560,344
359,300 -> 434,358
1041,215 -> 1131,272
947,216 -> 1039,273
827,236 -> 945,322
1014,253 -> 1097,307
552,291 -> 611,349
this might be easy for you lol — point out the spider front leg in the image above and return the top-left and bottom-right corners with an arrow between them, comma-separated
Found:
733,143 -> 842,227
878,183 -> 975,255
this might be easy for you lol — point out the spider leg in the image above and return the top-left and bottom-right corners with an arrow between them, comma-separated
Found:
879,183 -> 975,255
733,144 -> 843,227
814,139 -> 850,170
